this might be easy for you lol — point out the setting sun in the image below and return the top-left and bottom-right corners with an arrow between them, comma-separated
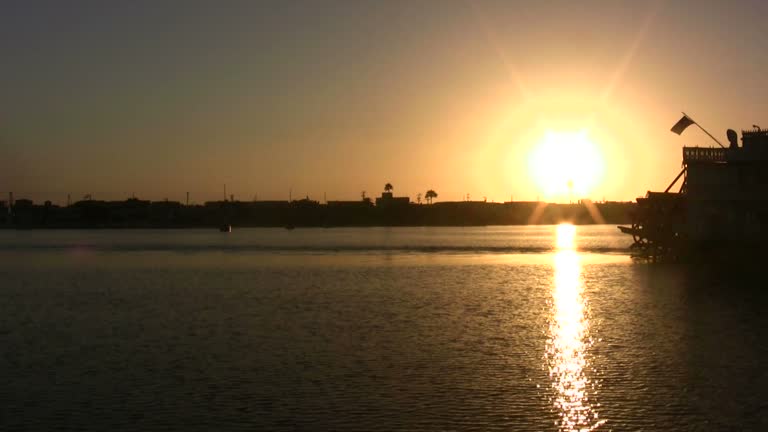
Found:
528,130 -> 605,201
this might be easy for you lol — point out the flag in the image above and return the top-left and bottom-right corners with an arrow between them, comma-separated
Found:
671,114 -> 695,135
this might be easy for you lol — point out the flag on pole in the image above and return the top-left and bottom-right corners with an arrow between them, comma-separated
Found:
671,114 -> 695,135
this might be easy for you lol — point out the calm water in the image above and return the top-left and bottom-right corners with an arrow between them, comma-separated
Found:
1,226 -> 767,431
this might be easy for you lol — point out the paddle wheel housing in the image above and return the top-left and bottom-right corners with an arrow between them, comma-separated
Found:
621,192 -> 686,260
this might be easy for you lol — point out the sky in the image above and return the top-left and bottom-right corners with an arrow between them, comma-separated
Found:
2,0 -> 768,204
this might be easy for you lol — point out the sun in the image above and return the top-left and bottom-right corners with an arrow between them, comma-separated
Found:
528,130 -> 605,201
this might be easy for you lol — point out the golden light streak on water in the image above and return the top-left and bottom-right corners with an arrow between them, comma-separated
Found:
547,224 -> 605,431
556,224 -> 577,250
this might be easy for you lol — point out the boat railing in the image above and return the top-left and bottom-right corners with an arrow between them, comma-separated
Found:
682,147 -> 727,163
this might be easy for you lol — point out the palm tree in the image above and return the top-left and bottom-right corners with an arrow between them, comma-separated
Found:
384,183 -> 393,193
425,189 -> 438,204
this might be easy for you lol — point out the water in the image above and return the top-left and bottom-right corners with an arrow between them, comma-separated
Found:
1,226 -> 767,431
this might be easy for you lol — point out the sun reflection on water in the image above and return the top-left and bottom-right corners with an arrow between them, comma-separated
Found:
547,224 -> 604,431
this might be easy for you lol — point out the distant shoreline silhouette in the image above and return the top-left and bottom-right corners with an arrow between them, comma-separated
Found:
1,194 -> 634,229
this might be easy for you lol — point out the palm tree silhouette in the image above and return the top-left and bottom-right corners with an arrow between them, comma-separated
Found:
384,183 -> 393,193
425,189 -> 438,204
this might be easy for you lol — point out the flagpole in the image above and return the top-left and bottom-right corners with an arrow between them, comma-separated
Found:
683,112 -> 725,148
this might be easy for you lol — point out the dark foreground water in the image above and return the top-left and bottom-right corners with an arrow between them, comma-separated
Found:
1,226 -> 767,431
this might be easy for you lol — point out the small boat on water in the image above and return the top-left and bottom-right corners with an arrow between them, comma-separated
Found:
284,224 -> 295,230
219,224 -> 232,232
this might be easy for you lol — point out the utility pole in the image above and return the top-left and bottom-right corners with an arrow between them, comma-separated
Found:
186,192 -> 189,206
67,194 -> 71,207
224,184 -> 227,202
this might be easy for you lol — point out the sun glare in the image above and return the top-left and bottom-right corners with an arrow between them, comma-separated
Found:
529,130 -> 605,201
556,224 -> 576,250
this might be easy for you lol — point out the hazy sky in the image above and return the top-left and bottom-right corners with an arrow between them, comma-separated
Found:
3,0 -> 767,203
